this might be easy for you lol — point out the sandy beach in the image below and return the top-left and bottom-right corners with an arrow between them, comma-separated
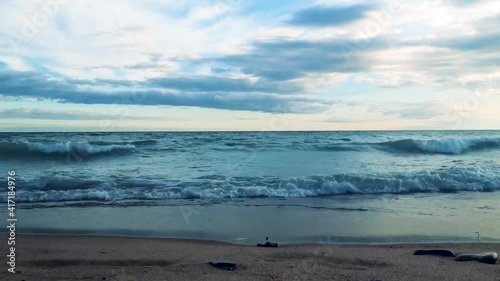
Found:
1,235 -> 498,281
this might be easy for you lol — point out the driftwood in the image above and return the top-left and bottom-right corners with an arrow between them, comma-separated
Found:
455,252 -> 497,265
413,249 -> 456,257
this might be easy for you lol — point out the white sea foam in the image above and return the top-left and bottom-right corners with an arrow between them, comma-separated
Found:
7,167 -> 499,204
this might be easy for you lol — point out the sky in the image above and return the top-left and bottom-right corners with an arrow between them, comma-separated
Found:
0,0 -> 499,132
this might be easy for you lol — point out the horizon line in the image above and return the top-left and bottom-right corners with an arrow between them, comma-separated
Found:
1,129 -> 500,133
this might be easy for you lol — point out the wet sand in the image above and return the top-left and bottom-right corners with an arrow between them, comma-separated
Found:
1,235 -> 499,281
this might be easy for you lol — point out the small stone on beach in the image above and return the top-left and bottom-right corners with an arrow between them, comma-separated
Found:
209,261 -> 237,271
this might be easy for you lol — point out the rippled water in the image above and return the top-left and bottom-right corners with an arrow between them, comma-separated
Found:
1,131 -> 499,207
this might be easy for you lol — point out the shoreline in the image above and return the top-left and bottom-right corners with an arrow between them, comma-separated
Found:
9,232 -> 500,246
2,234 -> 498,280
9,192 -> 500,247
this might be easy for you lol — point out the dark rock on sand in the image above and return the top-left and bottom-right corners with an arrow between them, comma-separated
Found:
413,249 -> 456,257
257,237 -> 279,248
257,242 -> 279,248
209,261 -> 237,271
454,252 -> 497,264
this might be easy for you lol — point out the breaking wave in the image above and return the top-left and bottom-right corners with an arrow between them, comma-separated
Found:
377,137 -> 500,155
0,140 -> 135,158
5,166 -> 498,204
2,137 -> 498,159
313,137 -> 500,155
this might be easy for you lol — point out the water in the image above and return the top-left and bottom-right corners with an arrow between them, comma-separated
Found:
1,131 -> 499,243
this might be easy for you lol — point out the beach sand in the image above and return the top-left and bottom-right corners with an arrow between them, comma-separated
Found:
1,235 -> 499,281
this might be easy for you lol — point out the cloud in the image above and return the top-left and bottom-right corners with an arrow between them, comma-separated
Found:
322,116 -> 360,123
0,70 -> 332,113
1,0 -> 499,130
447,0 -> 485,5
208,37 -> 386,82
287,4 -> 374,27
432,31 -> 500,51
374,102 -> 447,120
0,108 -> 151,120
146,75 -> 301,93
63,74 -> 302,93
64,78 -> 138,88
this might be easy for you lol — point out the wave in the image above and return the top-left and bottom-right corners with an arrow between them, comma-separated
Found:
0,140 -> 135,158
377,137 -> 500,155
5,166 -> 499,204
89,140 -> 157,146
306,137 -> 500,155
209,137 -> 500,155
313,144 -> 363,152
4,137 -> 498,158
131,140 -> 158,145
